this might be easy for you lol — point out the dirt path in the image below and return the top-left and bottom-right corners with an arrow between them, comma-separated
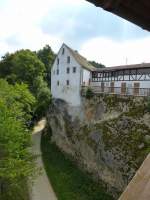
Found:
31,119 -> 57,200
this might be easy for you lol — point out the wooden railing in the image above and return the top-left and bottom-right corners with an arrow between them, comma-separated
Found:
81,86 -> 150,97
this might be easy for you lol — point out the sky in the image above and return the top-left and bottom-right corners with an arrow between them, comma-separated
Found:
0,0 -> 150,66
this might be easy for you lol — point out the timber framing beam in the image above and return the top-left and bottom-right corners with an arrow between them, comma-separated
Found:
92,68 -> 150,82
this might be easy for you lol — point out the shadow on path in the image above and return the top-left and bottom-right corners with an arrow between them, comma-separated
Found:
30,119 -> 57,200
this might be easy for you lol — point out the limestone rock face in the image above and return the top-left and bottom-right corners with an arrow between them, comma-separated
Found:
47,95 -> 150,198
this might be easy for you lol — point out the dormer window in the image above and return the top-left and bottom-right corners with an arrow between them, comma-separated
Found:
62,48 -> 65,55
57,58 -> 59,65
67,56 -> 70,63
66,67 -> 70,74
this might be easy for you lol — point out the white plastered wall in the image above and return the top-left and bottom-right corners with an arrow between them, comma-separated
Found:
51,44 -> 82,106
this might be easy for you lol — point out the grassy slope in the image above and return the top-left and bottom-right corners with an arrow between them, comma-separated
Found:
41,134 -> 114,200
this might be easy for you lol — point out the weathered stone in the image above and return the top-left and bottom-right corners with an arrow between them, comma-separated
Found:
89,131 -> 101,143
47,95 -> 150,199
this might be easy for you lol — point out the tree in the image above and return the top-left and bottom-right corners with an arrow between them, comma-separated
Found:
0,49 -> 51,117
0,53 -> 14,79
0,50 -> 45,92
0,79 -> 36,123
89,61 -> 105,68
0,79 -> 36,200
37,45 -> 56,87
33,76 -> 51,118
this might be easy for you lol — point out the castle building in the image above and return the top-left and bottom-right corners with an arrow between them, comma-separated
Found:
51,43 -> 95,106
51,44 -> 150,106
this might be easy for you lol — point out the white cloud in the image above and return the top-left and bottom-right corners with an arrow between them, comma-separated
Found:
80,37 -> 150,66
0,0 -> 86,57
0,0 -> 150,68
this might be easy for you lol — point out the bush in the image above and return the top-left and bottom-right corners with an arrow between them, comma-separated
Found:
146,97 -> 150,112
0,79 -> 36,200
86,87 -> 94,99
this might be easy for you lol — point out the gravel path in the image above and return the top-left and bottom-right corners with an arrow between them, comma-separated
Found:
31,119 -> 57,200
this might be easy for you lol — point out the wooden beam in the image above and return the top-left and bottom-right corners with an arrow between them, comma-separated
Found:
86,0 -> 150,31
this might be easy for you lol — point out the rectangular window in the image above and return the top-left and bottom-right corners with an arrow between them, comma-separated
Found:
66,67 -> 70,74
56,69 -> 59,75
67,56 -> 70,63
66,80 -> 69,86
57,58 -> 59,65
62,48 -> 65,55
57,81 -> 59,86
73,67 -> 76,73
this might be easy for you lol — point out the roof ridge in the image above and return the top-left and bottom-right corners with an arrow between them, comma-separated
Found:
64,44 -> 96,71
96,62 -> 150,71
109,63 -> 150,68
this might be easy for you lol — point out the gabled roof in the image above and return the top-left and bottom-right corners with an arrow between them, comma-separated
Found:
94,63 -> 150,72
64,44 -> 96,71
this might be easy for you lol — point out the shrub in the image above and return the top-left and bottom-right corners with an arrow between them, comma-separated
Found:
86,87 -> 94,99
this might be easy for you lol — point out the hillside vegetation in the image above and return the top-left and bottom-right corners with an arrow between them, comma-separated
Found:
0,45 -> 106,199
0,45 -> 55,199
41,133 -> 114,200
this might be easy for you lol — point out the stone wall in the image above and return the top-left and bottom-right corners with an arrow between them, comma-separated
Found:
47,95 -> 150,198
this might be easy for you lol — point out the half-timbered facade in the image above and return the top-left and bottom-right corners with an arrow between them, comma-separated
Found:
90,63 -> 150,96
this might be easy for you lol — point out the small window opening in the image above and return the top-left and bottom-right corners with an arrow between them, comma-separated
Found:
73,67 -> 76,73
67,56 -> 70,63
62,48 -> 65,55
57,69 -> 59,75
66,80 -> 69,86
57,81 -> 59,86
57,58 -> 59,65
66,67 -> 70,74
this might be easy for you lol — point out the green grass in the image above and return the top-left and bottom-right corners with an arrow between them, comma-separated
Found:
0,179 -> 30,200
41,133 -> 114,200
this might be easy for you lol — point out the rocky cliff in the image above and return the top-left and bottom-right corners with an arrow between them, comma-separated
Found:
47,95 -> 150,198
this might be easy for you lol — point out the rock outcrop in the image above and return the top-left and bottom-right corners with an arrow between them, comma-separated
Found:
47,95 -> 150,198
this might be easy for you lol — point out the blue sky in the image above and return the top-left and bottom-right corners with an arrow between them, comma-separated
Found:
0,0 -> 150,66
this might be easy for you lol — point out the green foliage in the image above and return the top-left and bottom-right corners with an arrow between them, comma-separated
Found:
37,44 -> 56,87
0,79 -> 36,200
0,49 -> 52,117
0,79 -> 36,122
89,61 -> 105,68
33,76 -> 51,117
0,45 -> 54,199
146,97 -> 150,112
0,53 -> 14,78
41,133 -> 113,200
0,50 -> 45,91
86,87 -> 94,99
